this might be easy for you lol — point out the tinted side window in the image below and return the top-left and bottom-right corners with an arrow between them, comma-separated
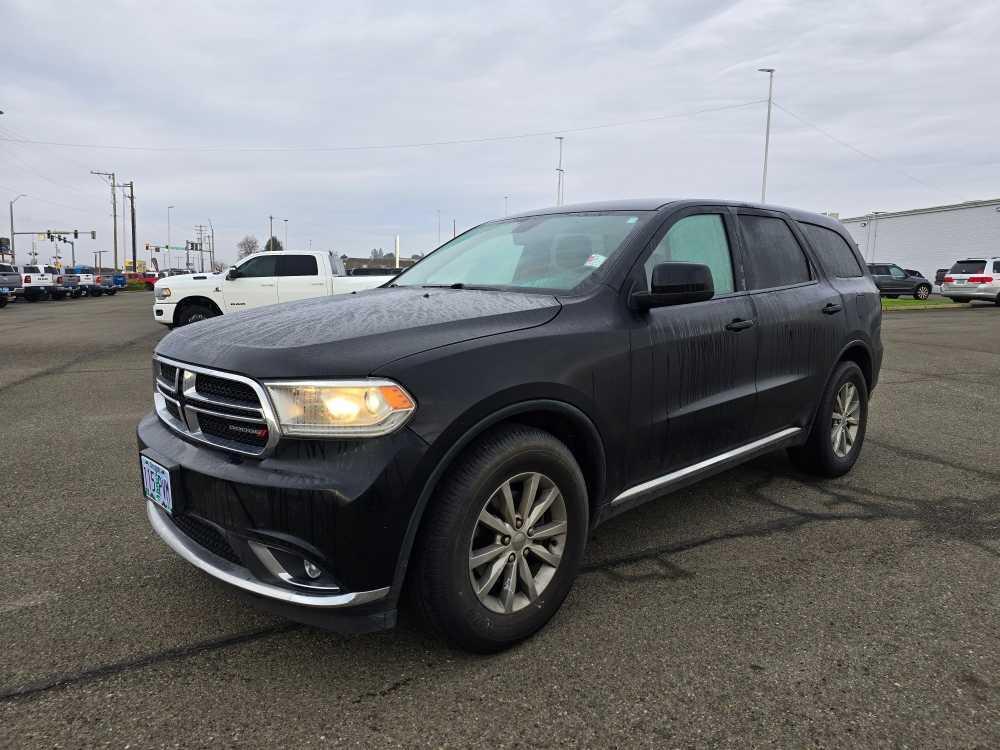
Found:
994,261 -> 1000,274
801,223 -> 864,278
237,256 -> 277,278
0,264 -> 13,273
644,214 -> 734,294
740,216 -> 811,289
277,255 -> 318,276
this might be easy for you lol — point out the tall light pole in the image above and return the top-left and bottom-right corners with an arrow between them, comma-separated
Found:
758,68 -> 775,203
167,205 -> 175,270
9,194 -> 26,263
283,218 -> 288,251
555,137 -> 565,206
269,215 -> 274,248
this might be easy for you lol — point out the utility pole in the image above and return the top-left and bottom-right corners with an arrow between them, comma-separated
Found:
284,218 -> 288,251
127,182 -> 137,272
208,218 -> 215,270
167,205 -> 174,269
91,171 -> 118,269
452,219 -> 456,238
555,137 -> 565,206
269,215 -> 274,249
758,68 -> 775,203
9,194 -> 25,263
394,234 -> 400,269
93,249 -> 108,271
194,224 -> 209,272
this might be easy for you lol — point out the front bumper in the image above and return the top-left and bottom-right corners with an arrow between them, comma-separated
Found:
137,412 -> 430,632
153,301 -> 176,324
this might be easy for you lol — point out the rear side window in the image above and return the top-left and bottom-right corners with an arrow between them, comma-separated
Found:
800,223 -> 864,278
993,261 -> 1000,274
276,255 -> 318,276
740,216 -> 811,289
949,260 -> 986,274
644,214 -> 734,294
24,265 -> 40,273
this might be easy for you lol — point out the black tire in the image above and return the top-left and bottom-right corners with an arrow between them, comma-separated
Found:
994,295 -> 1000,307
0,296 -> 7,308
25,293 -> 38,302
106,288 -> 117,295
885,295 -> 899,299
914,284 -> 931,300
950,298 -> 970,303
89,288 -> 102,297
788,361 -> 868,478
409,424 -> 589,653
176,302 -> 217,326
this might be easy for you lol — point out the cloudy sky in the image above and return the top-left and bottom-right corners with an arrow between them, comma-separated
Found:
2,0 -> 998,267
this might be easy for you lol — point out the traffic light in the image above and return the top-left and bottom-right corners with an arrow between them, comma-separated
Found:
74,230 -> 78,239
91,231 -> 96,240
46,231 -> 53,240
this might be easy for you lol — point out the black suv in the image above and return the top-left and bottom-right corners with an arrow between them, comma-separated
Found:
138,199 -> 882,652
866,263 -> 932,300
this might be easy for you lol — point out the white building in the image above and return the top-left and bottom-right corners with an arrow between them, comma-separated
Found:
840,198 -> 1000,277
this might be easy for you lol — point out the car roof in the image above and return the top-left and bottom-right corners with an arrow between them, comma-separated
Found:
505,198 -> 845,229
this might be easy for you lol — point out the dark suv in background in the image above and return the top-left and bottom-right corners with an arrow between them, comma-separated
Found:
139,199 -> 882,652
867,263 -> 932,299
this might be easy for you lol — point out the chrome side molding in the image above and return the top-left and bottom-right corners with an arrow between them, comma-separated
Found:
611,427 -> 802,506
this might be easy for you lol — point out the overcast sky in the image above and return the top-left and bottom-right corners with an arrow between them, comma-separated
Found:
2,0 -> 998,267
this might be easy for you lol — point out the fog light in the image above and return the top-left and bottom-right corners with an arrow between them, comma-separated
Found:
303,559 -> 322,579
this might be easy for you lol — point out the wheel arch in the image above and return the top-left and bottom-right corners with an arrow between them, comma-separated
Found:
804,339 -> 875,437
389,398 -> 606,605
175,295 -> 223,320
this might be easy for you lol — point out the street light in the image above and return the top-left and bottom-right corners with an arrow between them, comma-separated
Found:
8,194 -> 26,263
283,218 -> 288,251
758,67 -> 775,203
167,205 -> 175,270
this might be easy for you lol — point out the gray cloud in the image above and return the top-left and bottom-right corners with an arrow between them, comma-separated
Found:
2,0 -> 998,265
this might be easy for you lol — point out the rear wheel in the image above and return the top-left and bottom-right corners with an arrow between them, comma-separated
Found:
950,298 -> 970,303
0,296 -> 7,308
914,284 -> 931,300
788,361 -> 868,478
89,288 -> 102,297
410,424 -> 588,652
885,294 -> 899,299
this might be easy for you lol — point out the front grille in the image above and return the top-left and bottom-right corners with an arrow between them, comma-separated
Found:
195,374 -> 258,406
153,356 -> 275,456
159,362 -> 178,387
171,513 -> 242,565
164,399 -> 181,421
197,411 -> 270,448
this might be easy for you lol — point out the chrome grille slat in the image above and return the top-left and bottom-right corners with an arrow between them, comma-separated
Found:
152,355 -> 281,457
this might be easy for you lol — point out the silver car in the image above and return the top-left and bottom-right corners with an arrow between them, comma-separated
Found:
941,258 -> 1000,305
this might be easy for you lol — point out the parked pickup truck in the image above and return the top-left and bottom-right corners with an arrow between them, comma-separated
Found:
153,250 -> 396,326
15,264 -> 69,301
64,267 -> 106,297
0,263 -> 20,307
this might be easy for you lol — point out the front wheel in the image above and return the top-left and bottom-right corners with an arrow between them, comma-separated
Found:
788,361 -> 869,478
914,284 -> 931,300
89,288 -> 102,297
176,302 -> 218,326
410,424 -> 589,652
0,296 -> 7,308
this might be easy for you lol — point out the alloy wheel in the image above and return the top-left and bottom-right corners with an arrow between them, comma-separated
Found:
831,382 -> 861,458
468,472 -> 567,614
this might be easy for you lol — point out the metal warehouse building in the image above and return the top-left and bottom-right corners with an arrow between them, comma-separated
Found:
839,198 -> 1000,279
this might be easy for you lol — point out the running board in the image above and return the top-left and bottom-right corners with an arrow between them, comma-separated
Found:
608,427 -> 803,514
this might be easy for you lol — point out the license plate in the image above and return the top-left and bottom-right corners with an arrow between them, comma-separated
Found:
955,279 -> 966,285
141,455 -> 174,513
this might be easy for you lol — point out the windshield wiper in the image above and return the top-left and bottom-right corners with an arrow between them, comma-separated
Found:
421,283 -> 467,289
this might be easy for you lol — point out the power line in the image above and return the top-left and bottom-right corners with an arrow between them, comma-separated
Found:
0,100 -> 767,154
772,102 -> 948,197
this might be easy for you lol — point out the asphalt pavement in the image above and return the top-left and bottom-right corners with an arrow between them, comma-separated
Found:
2,293 -> 999,748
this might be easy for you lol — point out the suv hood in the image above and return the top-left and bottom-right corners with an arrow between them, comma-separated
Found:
155,287 -> 561,378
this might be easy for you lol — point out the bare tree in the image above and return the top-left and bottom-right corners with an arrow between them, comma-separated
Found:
237,235 -> 260,259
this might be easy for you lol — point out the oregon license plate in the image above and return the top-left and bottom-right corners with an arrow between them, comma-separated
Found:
141,455 -> 173,513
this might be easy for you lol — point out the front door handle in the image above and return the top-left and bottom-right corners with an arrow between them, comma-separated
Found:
822,303 -> 843,315
725,318 -> 755,332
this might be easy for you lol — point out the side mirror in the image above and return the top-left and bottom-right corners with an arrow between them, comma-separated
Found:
631,262 -> 715,310
225,266 -> 239,281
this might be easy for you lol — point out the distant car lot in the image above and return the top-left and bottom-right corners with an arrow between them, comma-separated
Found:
1,294 -> 999,746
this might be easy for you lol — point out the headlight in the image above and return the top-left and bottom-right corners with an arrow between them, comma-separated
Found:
265,380 -> 416,438
155,286 -> 172,299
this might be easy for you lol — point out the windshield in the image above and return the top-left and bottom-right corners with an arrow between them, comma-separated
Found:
949,260 -> 986,275
393,211 -> 651,293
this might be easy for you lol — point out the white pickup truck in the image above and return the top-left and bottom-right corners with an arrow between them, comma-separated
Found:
15,264 -> 69,301
153,250 -> 397,326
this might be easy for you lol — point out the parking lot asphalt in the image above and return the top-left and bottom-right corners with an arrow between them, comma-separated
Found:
2,293 -> 999,748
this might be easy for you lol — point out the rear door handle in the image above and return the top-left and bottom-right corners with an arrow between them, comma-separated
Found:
725,318 -> 755,332
822,303 -> 843,315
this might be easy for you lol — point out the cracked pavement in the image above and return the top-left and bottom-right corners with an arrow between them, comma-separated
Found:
2,294 -> 999,747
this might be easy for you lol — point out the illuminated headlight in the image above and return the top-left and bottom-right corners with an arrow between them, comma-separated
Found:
155,286 -> 172,299
265,380 -> 416,438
